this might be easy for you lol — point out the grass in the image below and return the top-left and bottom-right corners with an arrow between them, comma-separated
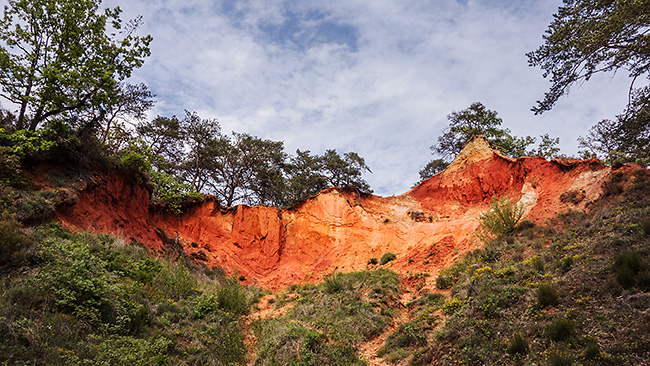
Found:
0,222 -> 250,365
404,172 -> 650,365
253,269 -> 401,365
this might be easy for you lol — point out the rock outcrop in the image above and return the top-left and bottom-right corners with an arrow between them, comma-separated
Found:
55,136 -> 620,289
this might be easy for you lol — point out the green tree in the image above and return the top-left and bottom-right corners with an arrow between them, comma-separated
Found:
282,149 -> 329,205
579,86 -> 650,166
97,83 -> 154,143
206,133 -> 286,207
320,149 -> 372,193
417,159 -> 448,183
527,0 -> 650,114
433,102 -> 536,161
418,102 -> 561,186
135,115 -> 185,172
0,0 -> 152,131
181,111 -> 221,193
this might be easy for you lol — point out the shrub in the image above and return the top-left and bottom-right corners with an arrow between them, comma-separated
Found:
507,333 -> 529,356
583,342 -> 602,360
380,252 -> 397,265
477,196 -> 525,241
368,257 -> 378,265
548,350 -> 573,366
217,279 -> 249,317
530,255 -> 545,273
641,218 -> 650,237
537,283 -> 559,308
558,256 -> 574,272
614,250 -> 646,289
0,210 -> 36,268
517,219 -> 537,230
547,319 -> 575,341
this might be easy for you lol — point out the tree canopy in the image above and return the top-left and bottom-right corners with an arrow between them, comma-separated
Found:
121,112 -> 373,209
0,0 -> 152,131
527,0 -> 650,114
418,102 -> 561,184
529,0 -> 650,166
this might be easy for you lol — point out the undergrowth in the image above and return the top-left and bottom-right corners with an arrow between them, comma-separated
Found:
382,171 -> 650,365
252,269 -> 401,365
0,223 -> 251,365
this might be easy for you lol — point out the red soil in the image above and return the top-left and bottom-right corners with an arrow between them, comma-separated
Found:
55,136 -> 619,290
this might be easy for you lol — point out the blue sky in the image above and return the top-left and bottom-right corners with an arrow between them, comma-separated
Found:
2,0 -> 635,196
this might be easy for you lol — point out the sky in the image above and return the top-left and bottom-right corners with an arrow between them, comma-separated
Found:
2,0 -> 636,196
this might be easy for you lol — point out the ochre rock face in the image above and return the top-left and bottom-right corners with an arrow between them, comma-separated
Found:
55,136 -> 621,289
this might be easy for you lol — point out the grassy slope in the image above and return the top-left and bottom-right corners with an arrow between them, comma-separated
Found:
378,168 -> 650,366
2,165 -> 649,365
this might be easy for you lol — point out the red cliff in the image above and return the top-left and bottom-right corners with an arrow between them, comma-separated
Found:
55,136 -> 621,289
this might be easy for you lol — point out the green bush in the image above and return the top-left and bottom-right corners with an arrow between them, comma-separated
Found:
0,210 -> 36,268
530,255 -> 545,273
537,283 -> 559,308
547,319 -> 575,341
614,250 -> 647,289
477,196 -> 526,241
380,252 -> 397,265
368,257 -> 378,265
507,333 -> 529,356
216,279 -> 249,317
382,321 -> 427,350
641,218 -> 650,237
548,350 -> 573,366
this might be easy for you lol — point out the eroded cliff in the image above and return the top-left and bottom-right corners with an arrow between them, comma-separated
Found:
55,136 -> 620,289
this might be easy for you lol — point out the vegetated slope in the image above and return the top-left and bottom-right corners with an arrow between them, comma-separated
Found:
53,135 -> 621,289
374,167 -> 650,366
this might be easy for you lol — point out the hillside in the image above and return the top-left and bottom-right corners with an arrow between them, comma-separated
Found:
2,136 -> 650,365
54,135 -> 615,289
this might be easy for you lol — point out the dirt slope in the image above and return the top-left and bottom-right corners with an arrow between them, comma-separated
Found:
55,136 -> 615,289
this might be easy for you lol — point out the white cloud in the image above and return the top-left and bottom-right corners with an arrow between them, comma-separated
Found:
1,0 -> 635,195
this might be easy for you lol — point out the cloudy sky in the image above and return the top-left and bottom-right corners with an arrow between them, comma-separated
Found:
3,0 -> 636,196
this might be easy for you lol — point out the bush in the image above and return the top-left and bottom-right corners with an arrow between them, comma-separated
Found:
477,196 -> 526,241
547,319 -> 575,341
0,210 -> 36,268
537,283 -> 559,308
380,252 -> 397,265
614,250 -> 646,289
548,350 -> 573,366
530,255 -> 545,273
507,333 -> 529,356
640,218 -> 650,237
368,257 -> 378,265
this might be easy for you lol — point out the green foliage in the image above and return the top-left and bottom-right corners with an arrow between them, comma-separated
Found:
0,224 -> 248,365
530,255 -> 545,273
548,350 -> 573,366
380,252 -> 397,265
254,269 -> 400,365
547,319 -> 575,342
0,210 -> 36,268
531,1 -> 650,166
506,333 -> 529,356
368,257 -> 378,265
429,102 -> 561,165
0,0 -> 152,131
579,88 -> 650,167
129,113 -> 373,208
614,250 -> 648,290
528,0 -> 650,114
537,283 -> 559,308
0,127 -> 56,157
477,196 -> 526,241
417,158 -> 449,183
253,320 -> 362,366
